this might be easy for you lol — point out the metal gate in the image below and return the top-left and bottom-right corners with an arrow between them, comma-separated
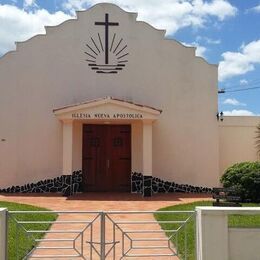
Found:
8,210 -> 195,259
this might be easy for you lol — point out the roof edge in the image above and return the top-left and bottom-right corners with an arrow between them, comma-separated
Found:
53,96 -> 162,115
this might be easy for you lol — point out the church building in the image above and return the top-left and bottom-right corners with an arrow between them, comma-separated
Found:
0,3 -> 259,196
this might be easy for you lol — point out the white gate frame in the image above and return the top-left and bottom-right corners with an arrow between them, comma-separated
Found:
0,208 -> 7,260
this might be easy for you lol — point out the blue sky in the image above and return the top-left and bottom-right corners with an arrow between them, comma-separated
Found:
0,0 -> 260,115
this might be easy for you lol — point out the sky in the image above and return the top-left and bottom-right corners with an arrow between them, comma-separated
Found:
0,0 -> 260,116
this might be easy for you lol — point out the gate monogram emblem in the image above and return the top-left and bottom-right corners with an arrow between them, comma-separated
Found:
85,13 -> 129,74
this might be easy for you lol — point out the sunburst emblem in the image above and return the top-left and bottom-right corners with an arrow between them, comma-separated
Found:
85,13 -> 129,74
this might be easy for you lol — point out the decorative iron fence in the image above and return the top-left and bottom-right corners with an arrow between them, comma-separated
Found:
8,210 -> 195,259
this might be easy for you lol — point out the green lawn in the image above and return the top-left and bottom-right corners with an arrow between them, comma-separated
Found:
154,201 -> 260,260
0,201 -> 57,260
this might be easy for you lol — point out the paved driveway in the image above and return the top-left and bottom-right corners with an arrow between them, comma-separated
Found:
0,192 -> 210,211
1,193 -> 210,259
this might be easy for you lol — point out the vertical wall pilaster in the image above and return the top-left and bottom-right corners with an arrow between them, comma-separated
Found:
142,120 -> 153,197
62,119 -> 73,175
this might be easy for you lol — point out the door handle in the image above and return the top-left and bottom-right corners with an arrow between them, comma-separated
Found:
107,159 -> 110,169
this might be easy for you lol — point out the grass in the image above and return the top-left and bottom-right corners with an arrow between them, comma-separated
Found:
154,201 -> 260,260
0,201 -> 57,260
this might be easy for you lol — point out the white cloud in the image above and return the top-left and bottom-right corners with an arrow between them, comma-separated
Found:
223,109 -> 256,116
192,0 -> 237,20
63,0 -> 237,35
0,4 -> 72,55
207,38 -> 221,44
223,98 -> 246,106
24,0 -> 37,8
195,45 -> 207,58
219,39 -> 260,81
196,36 -> 221,44
182,41 -> 207,58
240,79 -> 248,85
247,4 -> 260,13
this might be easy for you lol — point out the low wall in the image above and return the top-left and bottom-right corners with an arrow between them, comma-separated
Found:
219,116 -> 260,176
196,207 -> 260,260
131,172 -> 212,195
229,228 -> 260,260
0,171 -> 82,196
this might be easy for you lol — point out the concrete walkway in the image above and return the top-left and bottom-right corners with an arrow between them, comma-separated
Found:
0,192 -> 210,211
0,193 -> 210,259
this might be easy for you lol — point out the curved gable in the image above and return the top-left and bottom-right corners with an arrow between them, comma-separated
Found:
0,3 -> 215,68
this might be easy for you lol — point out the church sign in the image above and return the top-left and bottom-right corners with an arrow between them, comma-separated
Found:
85,13 -> 128,74
71,112 -> 143,119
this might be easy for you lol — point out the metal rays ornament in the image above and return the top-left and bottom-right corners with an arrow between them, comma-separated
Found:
85,13 -> 129,74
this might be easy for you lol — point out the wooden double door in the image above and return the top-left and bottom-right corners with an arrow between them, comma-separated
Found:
82,124 -> 131,192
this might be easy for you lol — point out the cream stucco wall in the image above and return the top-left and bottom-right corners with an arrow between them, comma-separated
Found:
219,116 -> 259,176
0,3 -> 219,188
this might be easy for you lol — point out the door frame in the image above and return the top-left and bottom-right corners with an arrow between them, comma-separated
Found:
82,123 -> 132,192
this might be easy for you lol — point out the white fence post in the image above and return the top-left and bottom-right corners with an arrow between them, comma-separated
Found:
196,207 -> 228,260
0,208 -> 7,260
196,207 -> 260,260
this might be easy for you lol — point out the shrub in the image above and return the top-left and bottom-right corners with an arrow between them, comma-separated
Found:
220,162 -> 260,202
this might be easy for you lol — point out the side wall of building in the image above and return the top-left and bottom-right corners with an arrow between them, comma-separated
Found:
219,116 -> 260,177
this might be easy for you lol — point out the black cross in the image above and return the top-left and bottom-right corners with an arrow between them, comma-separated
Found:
95,13 -> 119,64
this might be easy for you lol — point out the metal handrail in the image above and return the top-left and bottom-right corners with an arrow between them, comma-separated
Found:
9,210 -> 194,214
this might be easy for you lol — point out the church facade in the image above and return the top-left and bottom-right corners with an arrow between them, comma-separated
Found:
0,4 -> 259,196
